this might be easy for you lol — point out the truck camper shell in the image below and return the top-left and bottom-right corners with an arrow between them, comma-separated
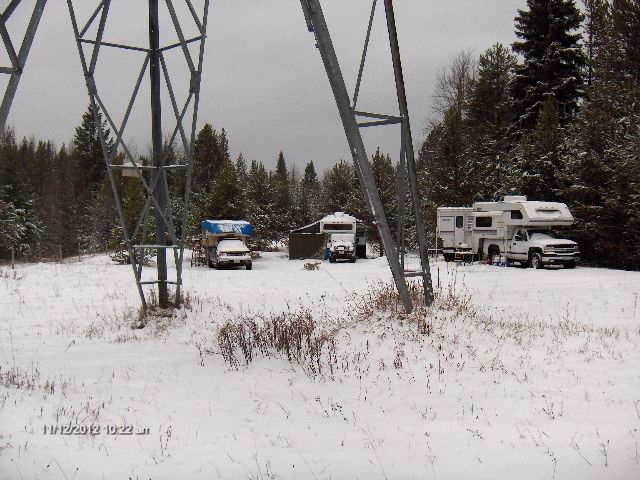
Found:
437,196 -> 579,267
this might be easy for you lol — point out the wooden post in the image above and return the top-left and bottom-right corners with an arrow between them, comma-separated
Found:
10,246 -> 15,269
38,243 -> 42,261
59,244 -> 62,262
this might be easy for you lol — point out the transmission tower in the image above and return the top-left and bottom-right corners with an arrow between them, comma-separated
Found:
67,0 -> 210,309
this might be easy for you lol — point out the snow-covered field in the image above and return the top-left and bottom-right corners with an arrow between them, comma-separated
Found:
1,252 -> 639,479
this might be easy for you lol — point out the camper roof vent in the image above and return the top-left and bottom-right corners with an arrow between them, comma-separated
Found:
503,195 -> 527,203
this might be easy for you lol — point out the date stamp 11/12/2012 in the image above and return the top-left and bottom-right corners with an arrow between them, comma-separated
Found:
43,424 -> 151,436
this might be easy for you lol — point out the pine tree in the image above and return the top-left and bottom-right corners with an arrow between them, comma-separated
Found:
610,0 -> 640,83
192,123 -> 223,193
73,105 -> 113,190
370,148 -> 398,245
512,0 -> 586,128
467,43 -> 518,200
583,0 -> 609,86
272,151 -> 291,237
322,160 -> 356,214
514,96 -> 564,200
299,160 -> 321,225
246,160 -> 276,247
208,158 -> 244,220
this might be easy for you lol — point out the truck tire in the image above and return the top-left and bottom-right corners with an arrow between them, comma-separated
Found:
529,252 -> 543,269
443,253 -> 453,262
564,262 -> 576,269
246,262 -> 252,270
350,257 -> 356,263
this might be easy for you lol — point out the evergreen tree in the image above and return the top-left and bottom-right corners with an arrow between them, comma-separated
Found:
514,96 -> 564,200
208,158 -> 244,220
272,151 -> 291,237
73,105 -> 113,189
192,123 -> 223,193
467,43 -> 518,200
299,160 -> 321,225
370,148 -> 398,245
583,0 -> 609,86
512,0 -> 586,128
610,0 -> 640,83
322,160 -> 356,214
246,160 -> 276,247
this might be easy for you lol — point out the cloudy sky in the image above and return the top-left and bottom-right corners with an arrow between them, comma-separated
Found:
2,0 -> 527,172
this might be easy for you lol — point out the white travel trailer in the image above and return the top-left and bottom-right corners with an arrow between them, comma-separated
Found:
437,196 -> 580,269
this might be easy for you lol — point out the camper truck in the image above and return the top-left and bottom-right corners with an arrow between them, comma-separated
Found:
320,212 -> 359,263
437,196 -> 580,269
201,220 -> 253,270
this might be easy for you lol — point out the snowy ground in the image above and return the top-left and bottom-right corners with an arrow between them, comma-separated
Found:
1,252 -> 639,479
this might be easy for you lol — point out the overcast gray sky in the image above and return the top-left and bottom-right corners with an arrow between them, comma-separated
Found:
2,0 -> 526,172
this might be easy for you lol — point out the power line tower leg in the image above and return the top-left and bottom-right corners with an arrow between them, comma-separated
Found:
301,0 -> 414,313
0,0 -> 47,132
149,0 -> 168,308
383,0 -> 434,305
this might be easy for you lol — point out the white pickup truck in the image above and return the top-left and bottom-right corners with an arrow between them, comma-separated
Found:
328,233 -> 357,263
211,238 -> 252,270
508,228 -> 579,269
201,220 -> 254,270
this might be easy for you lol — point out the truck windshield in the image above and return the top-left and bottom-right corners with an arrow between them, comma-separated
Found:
217,239 -> 249,252
528,230 -> 559,240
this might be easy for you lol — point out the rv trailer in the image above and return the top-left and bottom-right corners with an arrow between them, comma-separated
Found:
437,196 -> 580,268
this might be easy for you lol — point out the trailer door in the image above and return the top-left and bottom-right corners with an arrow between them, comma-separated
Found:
454,215 -> 465,246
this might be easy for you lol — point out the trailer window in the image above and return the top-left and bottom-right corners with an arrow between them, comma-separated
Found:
455,216 -> 464,228
510,210 -> 523,220
475,217 -> 492,228
322,223 -> 353,231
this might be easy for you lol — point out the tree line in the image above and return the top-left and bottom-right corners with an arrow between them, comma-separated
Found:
1,0 -> 639,269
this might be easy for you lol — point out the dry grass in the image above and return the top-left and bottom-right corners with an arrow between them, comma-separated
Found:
0,362 -> 72,398
217,309 -> 337,374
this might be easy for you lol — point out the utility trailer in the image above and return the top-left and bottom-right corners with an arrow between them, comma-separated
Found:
437,196 -> 580,269
201,220 -> 254,270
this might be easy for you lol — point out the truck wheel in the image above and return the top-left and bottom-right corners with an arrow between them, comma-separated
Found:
564,262 -> 576,269
350,257 -> 356,263
443,253 -> 453,262
246,262 -> 252,270
529,252 -> 543,269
